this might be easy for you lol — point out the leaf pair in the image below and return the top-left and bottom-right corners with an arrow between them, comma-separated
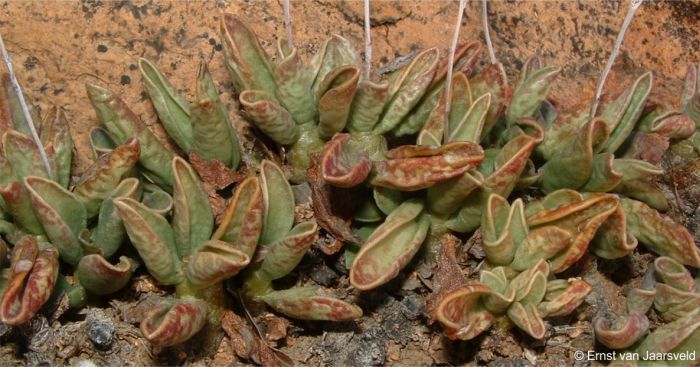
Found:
436,260 -> 591,340
243,161 -> 362,321
139,59 -> 241,170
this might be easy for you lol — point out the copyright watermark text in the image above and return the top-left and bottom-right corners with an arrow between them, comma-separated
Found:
573,350 -> 696,362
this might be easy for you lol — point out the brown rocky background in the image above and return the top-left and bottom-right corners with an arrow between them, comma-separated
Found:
0,0 -> 697,173
0,1 -> 698,366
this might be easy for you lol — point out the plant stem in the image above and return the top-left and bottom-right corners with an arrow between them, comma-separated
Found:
0,33 -> 54,180
283,0 -> 293,50
444,0 -> 467,144
589,0 -> 643,118
363,0 -> 372,80
481,0 -> 497,64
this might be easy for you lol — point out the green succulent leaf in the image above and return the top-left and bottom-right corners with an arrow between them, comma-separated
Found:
88,127 -> 116,159
350,199 -> 430,290
239,90 -> 299,145
220,14 -> 277,95
506,62 -> 561,126
24,176 -> 86,265
317,66 -> 360,139
115,197 -> 183,285
435,282 -> 495,340
260,160 -> 295,245
260,287 -> 363,321
139,58 -> 193,153
140,299 -> 208,348
3,130 -> 49,180
274,43 -> 315,124
40,107 -> 73,188
73,138 -> 140,218
213,177 -> 264,258
0,182 -> 44,235
346,80 -> 390,133
310,35 -> 360,100
91,177 -> 140,258
374,48 -> 439,135
622,198 -> 700,267
260,221 -> 318,281
76,255 -> 135,295
0,236 -> 59,326
86,83 -> 174,189
599,72 -> 653,153
320,133 -> 371,188
183,240 -> 250,289
371,141 -> 484,191
192,62 -> 241,169
172,157 -> 213,257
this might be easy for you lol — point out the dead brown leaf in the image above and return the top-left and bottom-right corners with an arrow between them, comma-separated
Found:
189,151 -> 248,190
262,314 -> 290,343
308,152 -> 362,252
425,233 -> 467,324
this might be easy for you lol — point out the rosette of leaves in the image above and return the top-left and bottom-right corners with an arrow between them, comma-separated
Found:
113,156 -> 251,347
86,82 -> 176,190
220,14 -> 483,182
0,80 -> 150,325
0,138 -> 145,325
329,64 -> 541,290
523,60 -> 696,210
435,259 -> 591,340
138,58 -> 241,170
240,160 -> 362,321
596,257 -> 700,366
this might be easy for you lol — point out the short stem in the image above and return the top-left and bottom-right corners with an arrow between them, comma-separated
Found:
444,0 -> 468,143
363,0 -> 372,80
590,0 -> 643,118
481,0 -> 497,64
282,0 -> 293,50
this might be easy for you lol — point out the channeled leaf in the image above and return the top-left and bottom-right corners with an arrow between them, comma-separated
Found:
24,176 -> 86,265
317,66 -> 360,139
622,198 -> 700,267
115,197 -> 183,285
371,142 -> 484,191
73,138 -> 140,218
183,240 -> 250,288
86,83 -> 174,189
213,177 -> 264,258
140,299 -> 208,347
239,90 -> 299,145
435,282 -> 495,340
220,14 -> 277,95
350,199 -> 430,290
139,58 -> 193,153
76,255 -> 135,295
172,157 -> 213,257
260,160 -> 295,245
374,48 -> 439,134
260,221 -> 317,280
260,287 -> 363,321
0,236 -> 59,325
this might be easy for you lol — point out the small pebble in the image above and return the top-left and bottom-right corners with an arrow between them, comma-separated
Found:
86,314 -> 115,349
400,294 -> 424,320
96,44 -> 108,53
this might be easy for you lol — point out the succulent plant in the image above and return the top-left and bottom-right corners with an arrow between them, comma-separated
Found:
0,73 -> 151,325
239,160 -> 362,322
221,15 -> 483,183
138,58 -> 242,171
113,156 -> 250,347
110,156 -> 359,347
596,256 -> 700,366
436,259 -> 591,340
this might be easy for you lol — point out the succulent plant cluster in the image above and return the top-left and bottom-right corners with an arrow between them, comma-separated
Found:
0,9 -> 698,366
